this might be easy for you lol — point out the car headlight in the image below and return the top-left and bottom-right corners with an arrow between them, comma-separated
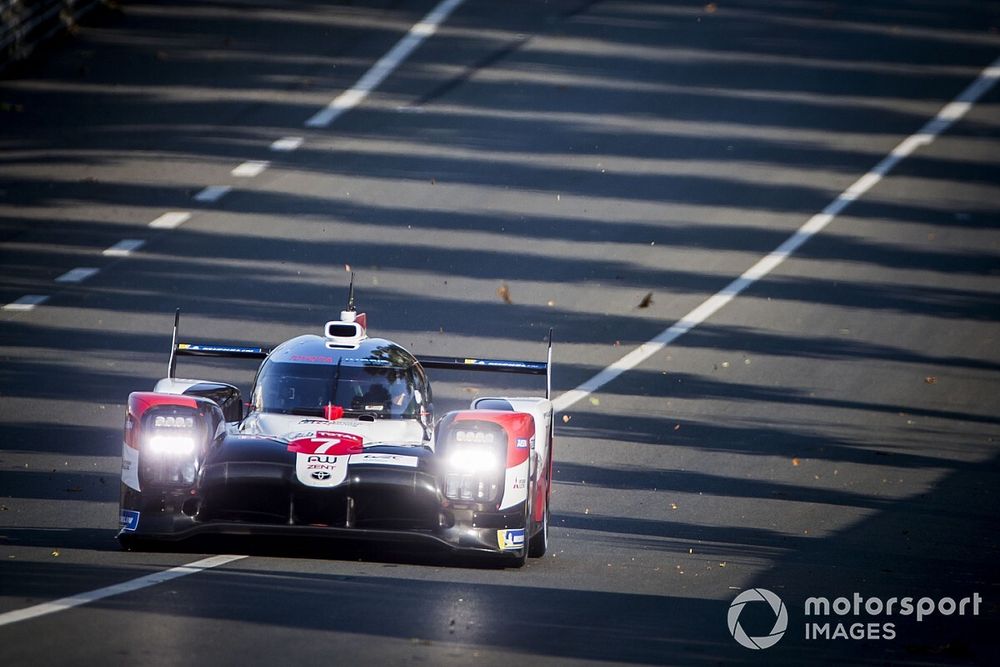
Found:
444,446 -> 503,502
146,433 -> 197,456
447,447 -> 499,473
141,409 -> 204,486
147,414 -> 198,456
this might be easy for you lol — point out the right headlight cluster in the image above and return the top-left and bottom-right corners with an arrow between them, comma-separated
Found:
441,426 -> 505,503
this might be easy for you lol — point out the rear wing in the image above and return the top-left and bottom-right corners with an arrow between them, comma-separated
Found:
165,310 -> 553,399
166,310 -> 270,378
418,331 -> 553,400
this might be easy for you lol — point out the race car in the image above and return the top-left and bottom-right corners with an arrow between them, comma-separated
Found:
118,289 -> 553,566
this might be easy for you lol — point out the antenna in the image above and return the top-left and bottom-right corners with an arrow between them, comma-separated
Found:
167,309 -> 180,379
346,272 -> 356,312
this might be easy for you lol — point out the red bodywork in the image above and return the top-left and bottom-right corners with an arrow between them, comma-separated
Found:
449,410 -> 548,523
125,392 -> 201,450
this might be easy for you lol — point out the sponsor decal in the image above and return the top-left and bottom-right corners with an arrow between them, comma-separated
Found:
295,453 -> 348,488
121,441 -> 140,491
498,459 -> 530,510
348,453 -> 419,468
120,510 -> 140,532
497,528 -> 525,551
287,431 -> 364,455
291,354 -> 334,363
516,438 -> 528,449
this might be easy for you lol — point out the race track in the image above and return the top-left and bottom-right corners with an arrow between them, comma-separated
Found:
2,0 -> 999,664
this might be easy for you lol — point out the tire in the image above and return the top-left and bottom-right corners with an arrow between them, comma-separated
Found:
528,499 -> 548,558
508,498 -> 532,568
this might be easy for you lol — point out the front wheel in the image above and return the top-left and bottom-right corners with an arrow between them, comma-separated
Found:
528,500 -> 549,558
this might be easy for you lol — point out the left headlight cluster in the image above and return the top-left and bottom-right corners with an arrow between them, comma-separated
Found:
148,415 -> 197,456
142,409 -> 203,485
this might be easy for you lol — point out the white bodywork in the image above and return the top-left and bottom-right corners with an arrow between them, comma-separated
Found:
240,411 -> 427,447
153,377 -> 427,446
473,396 -> 553,512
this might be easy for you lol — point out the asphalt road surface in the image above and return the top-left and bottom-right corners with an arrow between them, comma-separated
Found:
2,0 -> 999,664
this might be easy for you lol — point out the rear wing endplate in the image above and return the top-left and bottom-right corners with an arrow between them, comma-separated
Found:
167,310 -> 270,378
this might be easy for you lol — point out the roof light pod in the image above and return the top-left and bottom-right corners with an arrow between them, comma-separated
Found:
324,314 -> 367,349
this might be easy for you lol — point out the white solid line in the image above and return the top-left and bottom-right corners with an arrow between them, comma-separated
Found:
194,185 -> 232,203
55,267 -> 99,284
0,554 -> 246,627
270,136 -> 304,152
231,161 -> 269,178
103,239 -> 145,257
148,211 -> 191,229
552,54 -> 1000,414
2,294 -> 49,311
305,0 -> 465,128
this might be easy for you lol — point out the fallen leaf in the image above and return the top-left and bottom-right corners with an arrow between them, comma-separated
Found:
589,397 -> 600,406
670,503 -> 679,510
705,2 -> 718,12
51,550 -> 60,557
637,292 -> 653,308
562,414 -> 571,423
924,376 -> 937,384
792,458 -> 801,466
497,282 -> 512,304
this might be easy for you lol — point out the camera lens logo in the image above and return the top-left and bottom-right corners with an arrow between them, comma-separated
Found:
728,588 -> 788,650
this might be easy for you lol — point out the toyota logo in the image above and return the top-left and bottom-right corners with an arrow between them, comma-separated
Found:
311,471 -> 332,480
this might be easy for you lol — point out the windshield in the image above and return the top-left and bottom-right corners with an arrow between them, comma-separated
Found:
253,361 -> 422,419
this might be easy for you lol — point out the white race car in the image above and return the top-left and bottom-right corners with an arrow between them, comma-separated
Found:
119,286 -> 553,566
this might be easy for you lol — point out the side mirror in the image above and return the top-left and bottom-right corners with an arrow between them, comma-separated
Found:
182,382 -> 244,423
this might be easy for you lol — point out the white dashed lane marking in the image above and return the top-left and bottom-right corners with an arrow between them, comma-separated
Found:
2,294 -> 49,311
270,136 -> 303,152
305,0 -> 465,128
148,211 -> 192,229
102,239 -> 145,257
232,161 -> 269,177
55,267 -> 99,283
194,185 -> 232,203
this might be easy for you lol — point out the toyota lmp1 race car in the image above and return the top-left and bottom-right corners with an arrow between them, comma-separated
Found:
118,290 -> 553,566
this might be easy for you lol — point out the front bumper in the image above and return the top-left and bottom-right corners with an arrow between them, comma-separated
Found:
119,461 -> 528,558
